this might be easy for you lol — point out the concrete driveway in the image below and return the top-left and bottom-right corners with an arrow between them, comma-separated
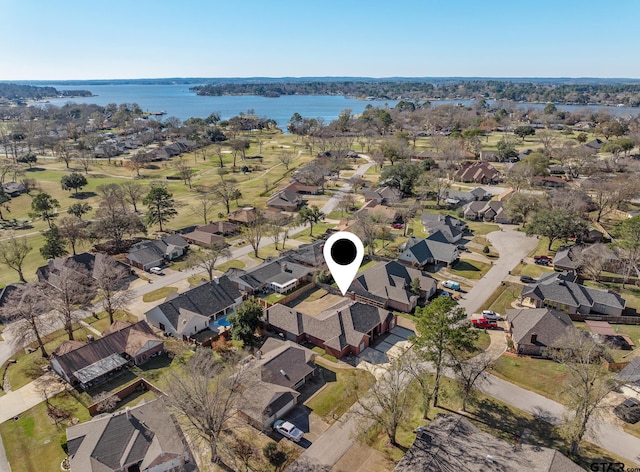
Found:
280,405 -> 330,445
357,326 -> 414,376
458,225 -> 538,316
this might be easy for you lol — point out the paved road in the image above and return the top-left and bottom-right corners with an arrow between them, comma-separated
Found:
458,225 -> 538,316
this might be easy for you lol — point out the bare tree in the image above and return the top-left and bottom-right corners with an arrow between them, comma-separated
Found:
165,349 -> 251,465
416,169 -> 449,207
191,189 -> 216,224
0,233 -> 32,283
121,181 -> 144,213
548,331 -> 618,455
45,261 -> 94,340
0,283 -> 49,357
57,216 -> 87,255
267,214 -> 292,251
128,152 -> 150,178
174,158 -> 194,188
349,356 -> 411,446
77,150 -> 93,174
337,193 -> 357,216
403,349 -> 433,419
93,255 -> 132,324
450,351 -> 494,412
212,178 -> 238,214
186,243 -> 231,281
242,211 -> 266,258
277,151 -> 295,170
212,142 -> 225,168
576,244 -> 614,283
93,391 -> 119,413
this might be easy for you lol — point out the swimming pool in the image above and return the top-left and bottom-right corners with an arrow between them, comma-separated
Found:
213,314 -> 232,327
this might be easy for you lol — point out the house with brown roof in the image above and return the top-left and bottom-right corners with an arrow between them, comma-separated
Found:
66,399 -> 195,472
125,235 -> 189,271
505,308 -> 576,357
284,181 -> 321,195
265,300 -> 396,358
454,161 -> 500,184
50,321 -> 164,390
462,200 -> 512,223
237,338 -> 317,430
363,186 -> 402,204
354,199 -> 398,222
267,189 -> 306,211
225,256 -> 314,294
228,207 -> 258,225
181,222 -> 233,247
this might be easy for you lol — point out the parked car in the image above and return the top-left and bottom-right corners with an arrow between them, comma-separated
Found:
533,255 -> 552,265
273,420 -> 304,442
442,280 -> 461,291
149,267 -> 164,275
391,223 -> 404,229
519,275 -> 536,284
481,310 -> 502,321
472,318 -> 499,330
456,244 -> 470,252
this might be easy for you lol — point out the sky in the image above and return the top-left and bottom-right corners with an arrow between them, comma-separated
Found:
3,0 -> 640,80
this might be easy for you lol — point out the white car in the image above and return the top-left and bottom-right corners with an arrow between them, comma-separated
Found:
149,267 -> 164,275
273,420 -> 303,442
481,310 -> 502,321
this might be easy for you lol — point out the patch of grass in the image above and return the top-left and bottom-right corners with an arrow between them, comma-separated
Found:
490,355 -> 569,402
528,236 -> 566,257
357,258 -> 378,274
216,259 -> 245,272
475,331 -> 492,351
449,259 -> 492,280
88,309 -> 138,334
466,221 -> 500,235
0,390 -> 91,472
306,365 -> 375,421
510,262 -> 555,278
247,243 -> 282,262
479,282 -> 522,315
188,274 -> 208,286
142,286 -> 178,303
293,221 -> 338,242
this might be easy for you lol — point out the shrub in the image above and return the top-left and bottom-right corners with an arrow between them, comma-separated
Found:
483,245 -> 490,254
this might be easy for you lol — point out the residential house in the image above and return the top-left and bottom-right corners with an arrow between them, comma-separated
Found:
237,338 -> 317,430
225,256 -> 314,294
394,414 -> 583,472
50,321 -> 163,390
145,276 -> 243,338
583,226 -> 605,243
462,200 -> 511,223
283,181 -> 321,195
585,138 -> 604,152
265,299 -> 396,358
350,260 -> 437,312
505,308 -> 576,357
454,162 -> 500,184
586,320 -> 635,350
410,150 -> 439,160
398,233 -> 460,267
520,272 -> 626,317
0,283 -> 19,320
363,186 -> 402,205
126,234 -> 189,271
439,187 -> 488,206
282,239 -> 326,267
36,253 -> 131,291
354,199 -> 398,222
420,213 -> 466,243
1,181 -> 26,197
267,189 -> 306,212
553,244 -> 618,273
181,222 -> 234,247
533,176 -> 567,188
66,399 -> 195,472
228,207 -> 258,225
615,357 -> 640,398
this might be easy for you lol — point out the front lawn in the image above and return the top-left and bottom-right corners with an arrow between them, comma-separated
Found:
449,259 -> 492,280
306,363 -> 375,422
466,221 -> 500,235
87,309 -> 138,334
490,354 -> 569,403
216,259 -> 245,272
479,282 -> 522,316
0,391 -> 91,472
510,262 -> 555,278
142,286 -> 178,303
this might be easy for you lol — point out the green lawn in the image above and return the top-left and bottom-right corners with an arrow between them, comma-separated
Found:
449,259 -> 492,280
490,355 -> 569,402
188,274 -> 208,286
306,363 -> 375,422
510,262 -> 555,278
87,309 -> 138,334
216,259 -> 245,272
0,391 -> 91,472
479,282 -> 522,316
293,221 -> 337,242
466,221 -> 500,235
142,286 -> 178,303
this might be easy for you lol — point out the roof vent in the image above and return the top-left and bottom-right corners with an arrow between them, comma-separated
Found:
125,407 -> 131,420
280,369 -> 287,377
486,455 -> 495,464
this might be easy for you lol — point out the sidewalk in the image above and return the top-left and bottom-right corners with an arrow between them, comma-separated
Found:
0,374 -> 66,424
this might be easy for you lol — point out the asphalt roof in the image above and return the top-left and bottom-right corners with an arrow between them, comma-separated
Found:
150,276 -> 241,331
505,308 -> 575,348
229,257 -> 313,290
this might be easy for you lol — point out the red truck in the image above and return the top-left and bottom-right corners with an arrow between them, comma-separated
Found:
472,318 -> 499,330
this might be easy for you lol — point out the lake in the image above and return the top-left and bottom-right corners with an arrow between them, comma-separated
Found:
40,83 -> 639,130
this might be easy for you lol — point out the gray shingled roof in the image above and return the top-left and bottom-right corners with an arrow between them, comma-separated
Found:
352,261 -> 436,306
66,399 -> 189,472
394,414 -> 583,472
229,257 -> 313,290
260,345 -> 315,389
403,235 -> 458,265
151,276 -> 241,331
505,308 -> 575,348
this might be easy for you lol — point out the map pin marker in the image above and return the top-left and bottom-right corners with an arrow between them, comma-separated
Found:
323,231 -> 365,296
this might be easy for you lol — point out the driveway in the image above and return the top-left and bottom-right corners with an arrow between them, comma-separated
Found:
357,326 -> 413,370
458,226 -> 538,316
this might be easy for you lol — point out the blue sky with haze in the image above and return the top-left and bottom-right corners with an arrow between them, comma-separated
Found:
3,0 -> 639,80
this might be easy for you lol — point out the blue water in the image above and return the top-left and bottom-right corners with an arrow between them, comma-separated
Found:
40,83 -> 399,130
37,83 -> 640,130
213,315 -> 232,327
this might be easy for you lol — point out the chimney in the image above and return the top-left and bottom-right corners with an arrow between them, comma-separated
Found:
282,263 -> 288,272
125,407 -> 131,420
213,277 -> 219,284
256,350 -> 262,360
530,333 -> 538,344
279,369 -> 287,377
87,335 -> 94,342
